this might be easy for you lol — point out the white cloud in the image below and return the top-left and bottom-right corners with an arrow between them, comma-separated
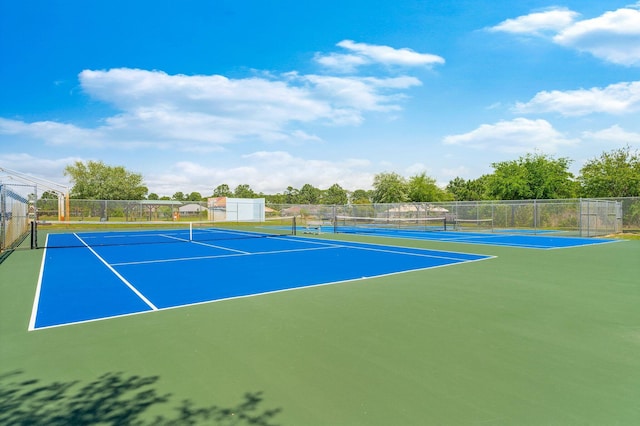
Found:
490,5 -> 640,66
514,81 -> 640,116
582,125 -> 640,147
443,118 -> 578,153
404,163 -> 428,176
314,53 -> 368,74
554,7 -> 640,66
80,68 -> 339,138
289,130 -> 323,143
0,152 -> 79,187
0,118 -> 102,146
337,40 -> 445,66
440,165 -> 472,180
315,40 -> 444,72
488,7 -> 579,35
1,62 -> 424,150
296,74 -> 421,121
145,151 -> 375,195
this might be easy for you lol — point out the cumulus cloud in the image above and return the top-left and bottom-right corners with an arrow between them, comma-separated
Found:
315,53 -> 368,74
78,68 -> 346,143
582,125 -> 640,147
0,56 -> 426,150
80,69 -> 332,124
1,41 -> 433,194
404,163 -> 428,176
146,151 -> 375,195
443,118 -> 578,153
488,7 -> 579,35
26,150 -> 376,196
0,118 -> 102,146
315,40 -> 444,72
514,81 -> 640,116
0,152 -> 80,187
294,74 -> 421,119
553,7 -> 640,66
489,5 -> 640,66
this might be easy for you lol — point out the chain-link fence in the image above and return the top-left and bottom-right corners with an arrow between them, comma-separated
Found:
267,198 -> 628,237
0,183 -> 34,253
36,199 -> 207,222
36,198 -> 268,223
606,197 -> 640,233
33,197 -> 639,238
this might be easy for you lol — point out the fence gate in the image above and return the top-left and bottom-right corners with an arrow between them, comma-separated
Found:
579,199 -> 621,237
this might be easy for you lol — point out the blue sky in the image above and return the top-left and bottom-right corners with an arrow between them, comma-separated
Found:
2,0 -> 640,196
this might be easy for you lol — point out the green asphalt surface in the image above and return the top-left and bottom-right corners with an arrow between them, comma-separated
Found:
1,233 -> 639,425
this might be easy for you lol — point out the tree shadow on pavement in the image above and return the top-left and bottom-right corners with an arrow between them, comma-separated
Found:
0,370 -> 282,425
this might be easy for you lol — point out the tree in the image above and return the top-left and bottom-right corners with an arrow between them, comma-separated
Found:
212,184 -> 233,198
187,192 -> 203,201
172,192 -> 186,201
37,190 -> 59,217
407,173 -> 450,202
350,189 -> 372,204
486,153 -> 576,200
298,183 -> 322,204
579,146 -> 640,197
40,190 -> 58,200
284,186 -> 299,204
234,184 -> 256,198
265,193 -> 286,204
372,172 -> 408,203
147,193 -> 159,200
64,160 -> 147,200
446,176 -> 490,201
323,183 -> 348,205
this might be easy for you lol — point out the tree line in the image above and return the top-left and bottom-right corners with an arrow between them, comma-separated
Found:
60,147 -> 640,204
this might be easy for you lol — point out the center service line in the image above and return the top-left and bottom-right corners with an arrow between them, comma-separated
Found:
73,233 -> 159,311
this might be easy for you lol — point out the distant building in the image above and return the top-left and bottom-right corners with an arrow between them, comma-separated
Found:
179,203 -> 207,216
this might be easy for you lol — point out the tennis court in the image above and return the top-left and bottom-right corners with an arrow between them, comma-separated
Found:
3,218 -> 639,425
30,224 -> 491,330
322,218 -> 617,249
335,228 -> 618,249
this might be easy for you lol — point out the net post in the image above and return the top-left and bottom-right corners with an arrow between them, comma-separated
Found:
292,216 -> 297,235
189,222 -> 193,241
30,221 -> 37,249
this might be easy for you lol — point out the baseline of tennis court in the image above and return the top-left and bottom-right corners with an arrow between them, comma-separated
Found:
30,230 -> 492,330
333,227 -> 618,249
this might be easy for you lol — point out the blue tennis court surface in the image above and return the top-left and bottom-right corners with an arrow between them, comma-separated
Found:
334,228 -> 618,249
30,231 -> 492,330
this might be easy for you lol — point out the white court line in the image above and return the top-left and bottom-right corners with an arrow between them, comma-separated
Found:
28,234 -> 50,331
73,233 -> 158,311
190,239 -> 250,254
281,236 -> 483,262
160,233 -> 250,254
111,245 -> 340,266
110,236 -> 484,267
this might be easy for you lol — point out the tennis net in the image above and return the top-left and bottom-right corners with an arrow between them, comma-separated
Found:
34,217 -> 296,249
452,218 -> 494,232
334,215 -> 447,234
